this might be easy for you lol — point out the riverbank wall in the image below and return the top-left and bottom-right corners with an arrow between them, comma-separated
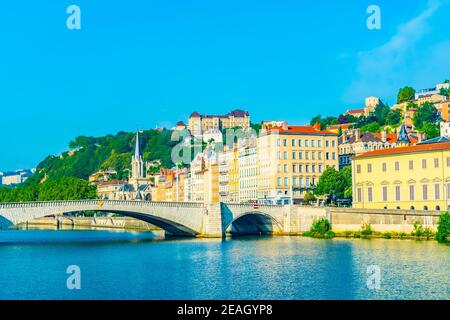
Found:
328,207 -> 440,233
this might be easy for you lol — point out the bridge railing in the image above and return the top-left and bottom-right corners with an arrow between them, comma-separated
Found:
0,200 -> 205,209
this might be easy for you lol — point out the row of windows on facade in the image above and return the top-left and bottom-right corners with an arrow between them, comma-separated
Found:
277,138 -> 336,148
357,157 -> 450,174
277,151 -> 336,161
278,163 -> 328,174
277,177 -> 317,187
356,183 -> 450,203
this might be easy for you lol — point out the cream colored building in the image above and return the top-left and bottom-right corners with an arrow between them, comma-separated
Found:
352,141 -> 450,211
257,123 -> 339,205
187,109 -> 250,136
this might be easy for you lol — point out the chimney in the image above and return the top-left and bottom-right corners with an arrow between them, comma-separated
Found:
381,130 -> 387,143
355,128 -> 361,142
313,122 -> 321,131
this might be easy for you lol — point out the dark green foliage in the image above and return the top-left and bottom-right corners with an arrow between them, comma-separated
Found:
361,224 -> 373,236
413,102 -> 440,129
412,221 -> 433,238
436,213 -> 450,243
0,177 -> 97,202
361,122 -> 381,133
386,109 -> 402,126
24,129 -> 178,185
302,191 -> 316,204
315,166 -> 352,198
397,86 -> 416,103
310,115 -> 338,129
303,218 -> 335,238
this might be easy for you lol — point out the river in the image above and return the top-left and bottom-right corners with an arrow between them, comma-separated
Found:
0,228 -> 448,300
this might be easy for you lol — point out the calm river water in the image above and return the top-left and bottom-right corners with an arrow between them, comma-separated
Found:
0,229 -> 448,300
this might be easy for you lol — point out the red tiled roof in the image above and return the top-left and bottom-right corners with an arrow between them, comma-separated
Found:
345,109 -> 365,114
355,141 -> 450,158
267,125 -> 337,135
96,180 -> 127,186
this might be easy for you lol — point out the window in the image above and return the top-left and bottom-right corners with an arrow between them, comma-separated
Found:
292,152 -> 296,160
326,152 -> 329,160
332,152 -> 336,160
382,163 -> 387,172
283,139 -> 287,147
447,183 -> 450,199
435,183 -> 440,200
277,177 -> 282,186
277,152 -> 280,160
305,165 -> 309,173
305,152 -> 309,160
318,140 -> 322,147
395,161 -> 400,171
293,177 -> 297,186
299,165 -> 303,173
357,188 -> 362,202
367,164 -> 372,173
298,139 -> 302,147
326,140 -> 329,147
299,152 -> 303,160
277,139 -> 280,146
305,178 -> 310,186
312,152 -> 316,160
292,164 -> 297,173
434,158 -> 439,168
356,164 -> 361,174
284,164 -> 288,173
382,186 -> 388,202
409,160 -> 414,170
292,139 -> 296,147
311,140 -> 316,147
422,159 -> 427,169
312,165 -> 316,173
284,177 -> 288,186
283,152 -> 287,159
395,185 -> 401,201
409,185 -> 415,201
332,141 -> 336,148
368,187 -> 373,202
305,140 -> 309,147
422,184 -> 428,200
447,157 -> 450,167
318,165 -> 322,173
318,152 -> 322,160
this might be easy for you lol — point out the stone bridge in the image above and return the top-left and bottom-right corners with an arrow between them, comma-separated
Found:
0,200 -> 328,237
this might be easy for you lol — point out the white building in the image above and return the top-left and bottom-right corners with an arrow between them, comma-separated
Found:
238,145 -> 258,203
440,122 -> 450,138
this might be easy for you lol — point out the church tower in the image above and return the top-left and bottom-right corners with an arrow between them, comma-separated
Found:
131,131 -> 145,180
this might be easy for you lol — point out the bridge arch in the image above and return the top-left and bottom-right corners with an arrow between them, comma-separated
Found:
0,200 -> 205,237
225,211 -> 283,235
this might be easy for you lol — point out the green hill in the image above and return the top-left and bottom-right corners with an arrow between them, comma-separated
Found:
24,128 -> 179,186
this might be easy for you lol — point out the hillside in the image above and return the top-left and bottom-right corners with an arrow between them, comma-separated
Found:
24,129 -> 179,186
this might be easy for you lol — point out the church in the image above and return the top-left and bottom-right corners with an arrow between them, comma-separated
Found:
96,131 -> 153,201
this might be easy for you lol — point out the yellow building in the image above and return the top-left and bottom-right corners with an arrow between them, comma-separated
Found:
257,123 -> 339,205
352,141 -> 450,211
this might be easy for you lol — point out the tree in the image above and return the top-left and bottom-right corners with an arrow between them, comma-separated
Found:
397,86 -> 416,103
315,167 -> 352,198
361,122 -> 381,133
413,102 -> 440,129
440,88 -> 450,97
303,192 -> 316,204
421,122 -> 440,139
373,101 -> 390,126
386,109 -> 402,126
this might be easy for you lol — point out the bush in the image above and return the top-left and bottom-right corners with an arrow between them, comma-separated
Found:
383,232 -> 392,239
303,218 -> 334,238
412,221 -> 434,238
436,213 -> 450,243
361,224 -> 373,236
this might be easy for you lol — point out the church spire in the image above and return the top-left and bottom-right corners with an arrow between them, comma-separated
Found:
397,123 -> 411,146
134,131 -> 141,159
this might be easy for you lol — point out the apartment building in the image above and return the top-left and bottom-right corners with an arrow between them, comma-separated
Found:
257,123 -> 339,205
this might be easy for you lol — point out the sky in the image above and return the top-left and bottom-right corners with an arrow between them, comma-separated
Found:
0,0 -> 449,171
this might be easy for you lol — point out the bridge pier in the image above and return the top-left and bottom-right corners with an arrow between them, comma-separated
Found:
200,202 -> 225,237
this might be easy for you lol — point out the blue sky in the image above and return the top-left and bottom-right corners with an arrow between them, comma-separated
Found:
0,0 -> 449,171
